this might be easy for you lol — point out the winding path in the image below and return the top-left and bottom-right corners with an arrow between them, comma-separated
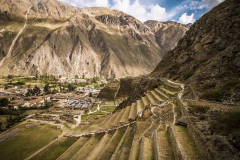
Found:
0,7 -> 32,67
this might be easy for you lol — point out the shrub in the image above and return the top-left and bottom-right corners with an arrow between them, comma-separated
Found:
182,71 -> 194,80
222,78 -> 239,90
199,114 -> 206,120
188,105 -> 210,114
202,90 -> 224,101
202,82 -> 216,89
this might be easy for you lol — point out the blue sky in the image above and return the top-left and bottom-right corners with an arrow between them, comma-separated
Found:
59,0 -> 225,24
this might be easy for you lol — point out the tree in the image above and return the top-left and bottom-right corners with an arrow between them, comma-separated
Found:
0,98 -> 10,107
33,85 -> 40,95
67,84 -> 76,92
7,74 -> 13,79
44,83 -> 51,94
89,92 -> 92,97
75,75 -> 79,79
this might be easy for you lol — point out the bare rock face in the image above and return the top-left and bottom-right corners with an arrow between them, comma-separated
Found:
0,0 -> 164,78
145,20 -> 191,54
151,0 -> 240,105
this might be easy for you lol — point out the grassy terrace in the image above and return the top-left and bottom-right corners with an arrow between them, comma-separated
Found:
110,126 -> 131,159
120,106 -> 131,123
137,100 -> 144,113
112,109 -> 125,126
72,135 -> 102,160
129,103 -> 137,120
0,122 -> 61,160
85,134 -> 113,160
69,115 -> 103,135
129,140 -> 139,160
32,137 -> 77,160
160,87 -> 178,96
99,129 -> 125,160
158,131 -> 174,160
58,137 -> 90,160
142,138 -> 153,160
174,126 -> 201,160
118,129 -> 134,159
103,112 -> 120,129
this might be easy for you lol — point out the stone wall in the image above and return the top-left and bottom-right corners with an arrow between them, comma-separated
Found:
139,137 -> 144,160
153,131 -> 160,160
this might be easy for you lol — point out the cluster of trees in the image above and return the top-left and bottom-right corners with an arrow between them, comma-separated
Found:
0,98 -> 10,107
26,85 -> 41,96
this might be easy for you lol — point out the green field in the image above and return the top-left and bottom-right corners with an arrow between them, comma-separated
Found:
32,137 -> 77,160
0,122 -> 61,160
81,115 -> 88,121
100,105 -> 116,113
90,111 -> 107,115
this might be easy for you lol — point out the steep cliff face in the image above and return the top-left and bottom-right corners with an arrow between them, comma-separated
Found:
151,0 -> 240,105
145,20 -> 191,54
0,0 -> 162,78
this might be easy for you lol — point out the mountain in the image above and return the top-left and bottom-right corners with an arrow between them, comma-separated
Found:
145,20 -> 191,54
151,0 -> 240,105
0,0 -> 191,78
0,0 -> 163,78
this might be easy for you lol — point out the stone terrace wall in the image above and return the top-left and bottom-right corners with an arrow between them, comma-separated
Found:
153,131 -> 160,160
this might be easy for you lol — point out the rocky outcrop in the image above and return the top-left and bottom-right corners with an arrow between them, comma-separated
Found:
151,0 -> 240,105
145,20 -> 191,54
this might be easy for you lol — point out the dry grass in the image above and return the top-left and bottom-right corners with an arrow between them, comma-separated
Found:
142,138 -> 153,160
135,119 -> 152,139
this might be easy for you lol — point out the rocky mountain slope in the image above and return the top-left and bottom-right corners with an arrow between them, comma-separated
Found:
0,0 -> 162,78
145,20 -> 191,54
0,0 -> 190,78
151,0 -> 240,105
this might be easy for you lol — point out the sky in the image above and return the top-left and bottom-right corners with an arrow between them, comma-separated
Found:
58,0 -> 225,24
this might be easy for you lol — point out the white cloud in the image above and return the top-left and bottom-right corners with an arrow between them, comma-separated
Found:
178,13 -> 196,24
58,0 -> 109,8
58,0 -> 225,23
111,0 -> 169,22
199,0 -> 225,10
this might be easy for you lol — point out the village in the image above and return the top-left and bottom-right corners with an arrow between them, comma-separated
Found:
0,75 -> 117,132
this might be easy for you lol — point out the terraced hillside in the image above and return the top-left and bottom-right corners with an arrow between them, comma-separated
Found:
28,78 -> 203,160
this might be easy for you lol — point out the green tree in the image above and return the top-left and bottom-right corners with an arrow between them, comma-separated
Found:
33,85 -> 41,95
0,98 -> 10,107
44,83 -> 51,94
75,75 -> 79,79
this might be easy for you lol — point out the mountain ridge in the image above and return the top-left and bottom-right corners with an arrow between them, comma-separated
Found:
0,0 -> 189,78
151,0 -> 240,105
